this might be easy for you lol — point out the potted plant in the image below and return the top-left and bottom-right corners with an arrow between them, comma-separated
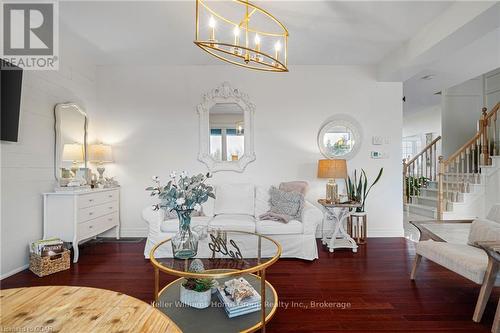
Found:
180,277 -> 214,309
346,168 -> 383,212
146,172 -> 215,259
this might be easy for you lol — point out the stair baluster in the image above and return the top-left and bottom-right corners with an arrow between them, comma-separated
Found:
402,136 -> 442,205
437,103 -> 499,219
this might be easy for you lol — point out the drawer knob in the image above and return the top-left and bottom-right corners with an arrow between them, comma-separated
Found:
89,212 -> 94,215
108,218 -> 113,221
89,199 -> 94,202
108,207 -> 113,209
108,195 -> 113,198
89,225 -> 93,229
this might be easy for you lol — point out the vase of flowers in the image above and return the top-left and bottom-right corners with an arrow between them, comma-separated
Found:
147,172 -> 215,259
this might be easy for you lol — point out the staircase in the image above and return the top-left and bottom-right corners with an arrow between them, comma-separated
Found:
404,103 -> 499,220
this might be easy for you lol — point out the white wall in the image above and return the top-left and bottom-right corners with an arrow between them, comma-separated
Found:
441,77 -> 483,157
403,104 -> 442,142
0,28 -> 98,278
95,65 -> 403,239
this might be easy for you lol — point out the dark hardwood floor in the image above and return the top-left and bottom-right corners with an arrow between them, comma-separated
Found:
1,238 -> 498,332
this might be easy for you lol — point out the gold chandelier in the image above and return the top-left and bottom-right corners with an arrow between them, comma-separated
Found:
194,0 -> 289,72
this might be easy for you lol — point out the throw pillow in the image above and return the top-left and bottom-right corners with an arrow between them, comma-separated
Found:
268,186 -> 304,220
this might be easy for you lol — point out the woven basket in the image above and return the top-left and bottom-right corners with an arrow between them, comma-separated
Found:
29,249 -> 70,277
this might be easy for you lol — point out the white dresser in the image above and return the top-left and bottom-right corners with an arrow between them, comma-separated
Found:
43,187 -> 120,263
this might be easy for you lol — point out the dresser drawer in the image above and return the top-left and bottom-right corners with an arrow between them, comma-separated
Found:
78,201 -> 118,223
78,190 -> 119,208
77,212 -> 119,239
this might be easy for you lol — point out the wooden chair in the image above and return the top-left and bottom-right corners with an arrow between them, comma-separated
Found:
411,204 -> 500,323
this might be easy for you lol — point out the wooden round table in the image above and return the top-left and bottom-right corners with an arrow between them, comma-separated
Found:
0,286 -> 181,333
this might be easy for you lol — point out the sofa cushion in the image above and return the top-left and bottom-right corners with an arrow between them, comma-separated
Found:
269,186 -> 304,219
160,216 -> 211,233
416,240 -> 490,284
254,186 -> 271,217
214,184 -> 255,216
256,219 -> 303,235
208,214 -> 256,233
468,218 -> 500,246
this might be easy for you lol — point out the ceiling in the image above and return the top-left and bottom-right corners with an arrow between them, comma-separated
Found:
60,1 -> 453,66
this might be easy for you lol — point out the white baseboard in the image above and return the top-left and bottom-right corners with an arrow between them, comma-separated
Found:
119,228 -> 148,238
316,227 -> 404,238
1,264 -> 29,280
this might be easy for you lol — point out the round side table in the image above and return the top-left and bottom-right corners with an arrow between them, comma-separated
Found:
150,230 -> 282,333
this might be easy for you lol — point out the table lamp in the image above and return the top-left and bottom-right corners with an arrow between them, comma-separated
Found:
62,143 -> 84,175
89,143 -> 113,181
317,159 -> 347,203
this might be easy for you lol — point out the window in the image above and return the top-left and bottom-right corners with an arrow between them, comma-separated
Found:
402,136 -> 422,160
210,128 -> 244,161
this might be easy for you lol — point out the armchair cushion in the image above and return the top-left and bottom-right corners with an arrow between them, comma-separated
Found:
487,204 -> 500,223
468,218 -> 500,246
416,240 -> 489,284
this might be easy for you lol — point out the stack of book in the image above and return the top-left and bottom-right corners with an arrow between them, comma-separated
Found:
216,278 -> 261,318
30,238 -> 65,257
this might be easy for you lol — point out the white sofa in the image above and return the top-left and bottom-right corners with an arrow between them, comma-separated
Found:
142,183 -> 323,260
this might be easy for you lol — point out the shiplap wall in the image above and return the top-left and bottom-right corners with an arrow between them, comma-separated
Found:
0,29 -> 99,278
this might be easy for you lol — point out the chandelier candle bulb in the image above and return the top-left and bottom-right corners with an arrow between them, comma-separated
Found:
254,34 -> 261,52
274,41 -> 281,66
208,16 -> 216,41
233,26 -> 240,46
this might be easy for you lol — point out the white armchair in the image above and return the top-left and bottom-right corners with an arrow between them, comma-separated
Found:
411,204 -> 500,323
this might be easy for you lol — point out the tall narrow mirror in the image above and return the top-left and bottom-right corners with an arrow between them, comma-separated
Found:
198,82 -> 255,172
54,103 -> 88,185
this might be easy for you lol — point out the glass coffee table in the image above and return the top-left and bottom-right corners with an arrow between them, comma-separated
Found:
150,230 -> 282,333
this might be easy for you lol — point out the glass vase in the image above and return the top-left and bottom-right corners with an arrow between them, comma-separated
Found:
171,210 -> 198,259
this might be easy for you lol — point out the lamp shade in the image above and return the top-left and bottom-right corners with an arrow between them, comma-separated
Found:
62,143 -> 84,162
317,159 -> 347,179
89,144 -> 113,163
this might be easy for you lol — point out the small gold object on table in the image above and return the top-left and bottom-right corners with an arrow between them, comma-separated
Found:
150,230 -> 281,333
347,212 -> 367,245
317,159 -> 347,203
318,199 -> 361,253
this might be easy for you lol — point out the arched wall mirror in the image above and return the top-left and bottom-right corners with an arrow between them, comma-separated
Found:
197,82 -> 255,172
54,103 -> 88,184
318,114 -> 363,160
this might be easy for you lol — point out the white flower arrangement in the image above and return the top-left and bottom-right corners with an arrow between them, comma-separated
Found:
146,172 -> 215,213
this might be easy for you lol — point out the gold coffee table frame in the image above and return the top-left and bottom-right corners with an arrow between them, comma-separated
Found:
150,230 -> 282,333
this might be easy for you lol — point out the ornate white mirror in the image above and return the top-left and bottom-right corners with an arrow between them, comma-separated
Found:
197,82 -> 255,172
54,103 -> 88,184
318,114 -> 362,160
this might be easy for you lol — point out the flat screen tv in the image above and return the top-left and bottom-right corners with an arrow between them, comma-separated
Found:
1,60 -> 23,142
